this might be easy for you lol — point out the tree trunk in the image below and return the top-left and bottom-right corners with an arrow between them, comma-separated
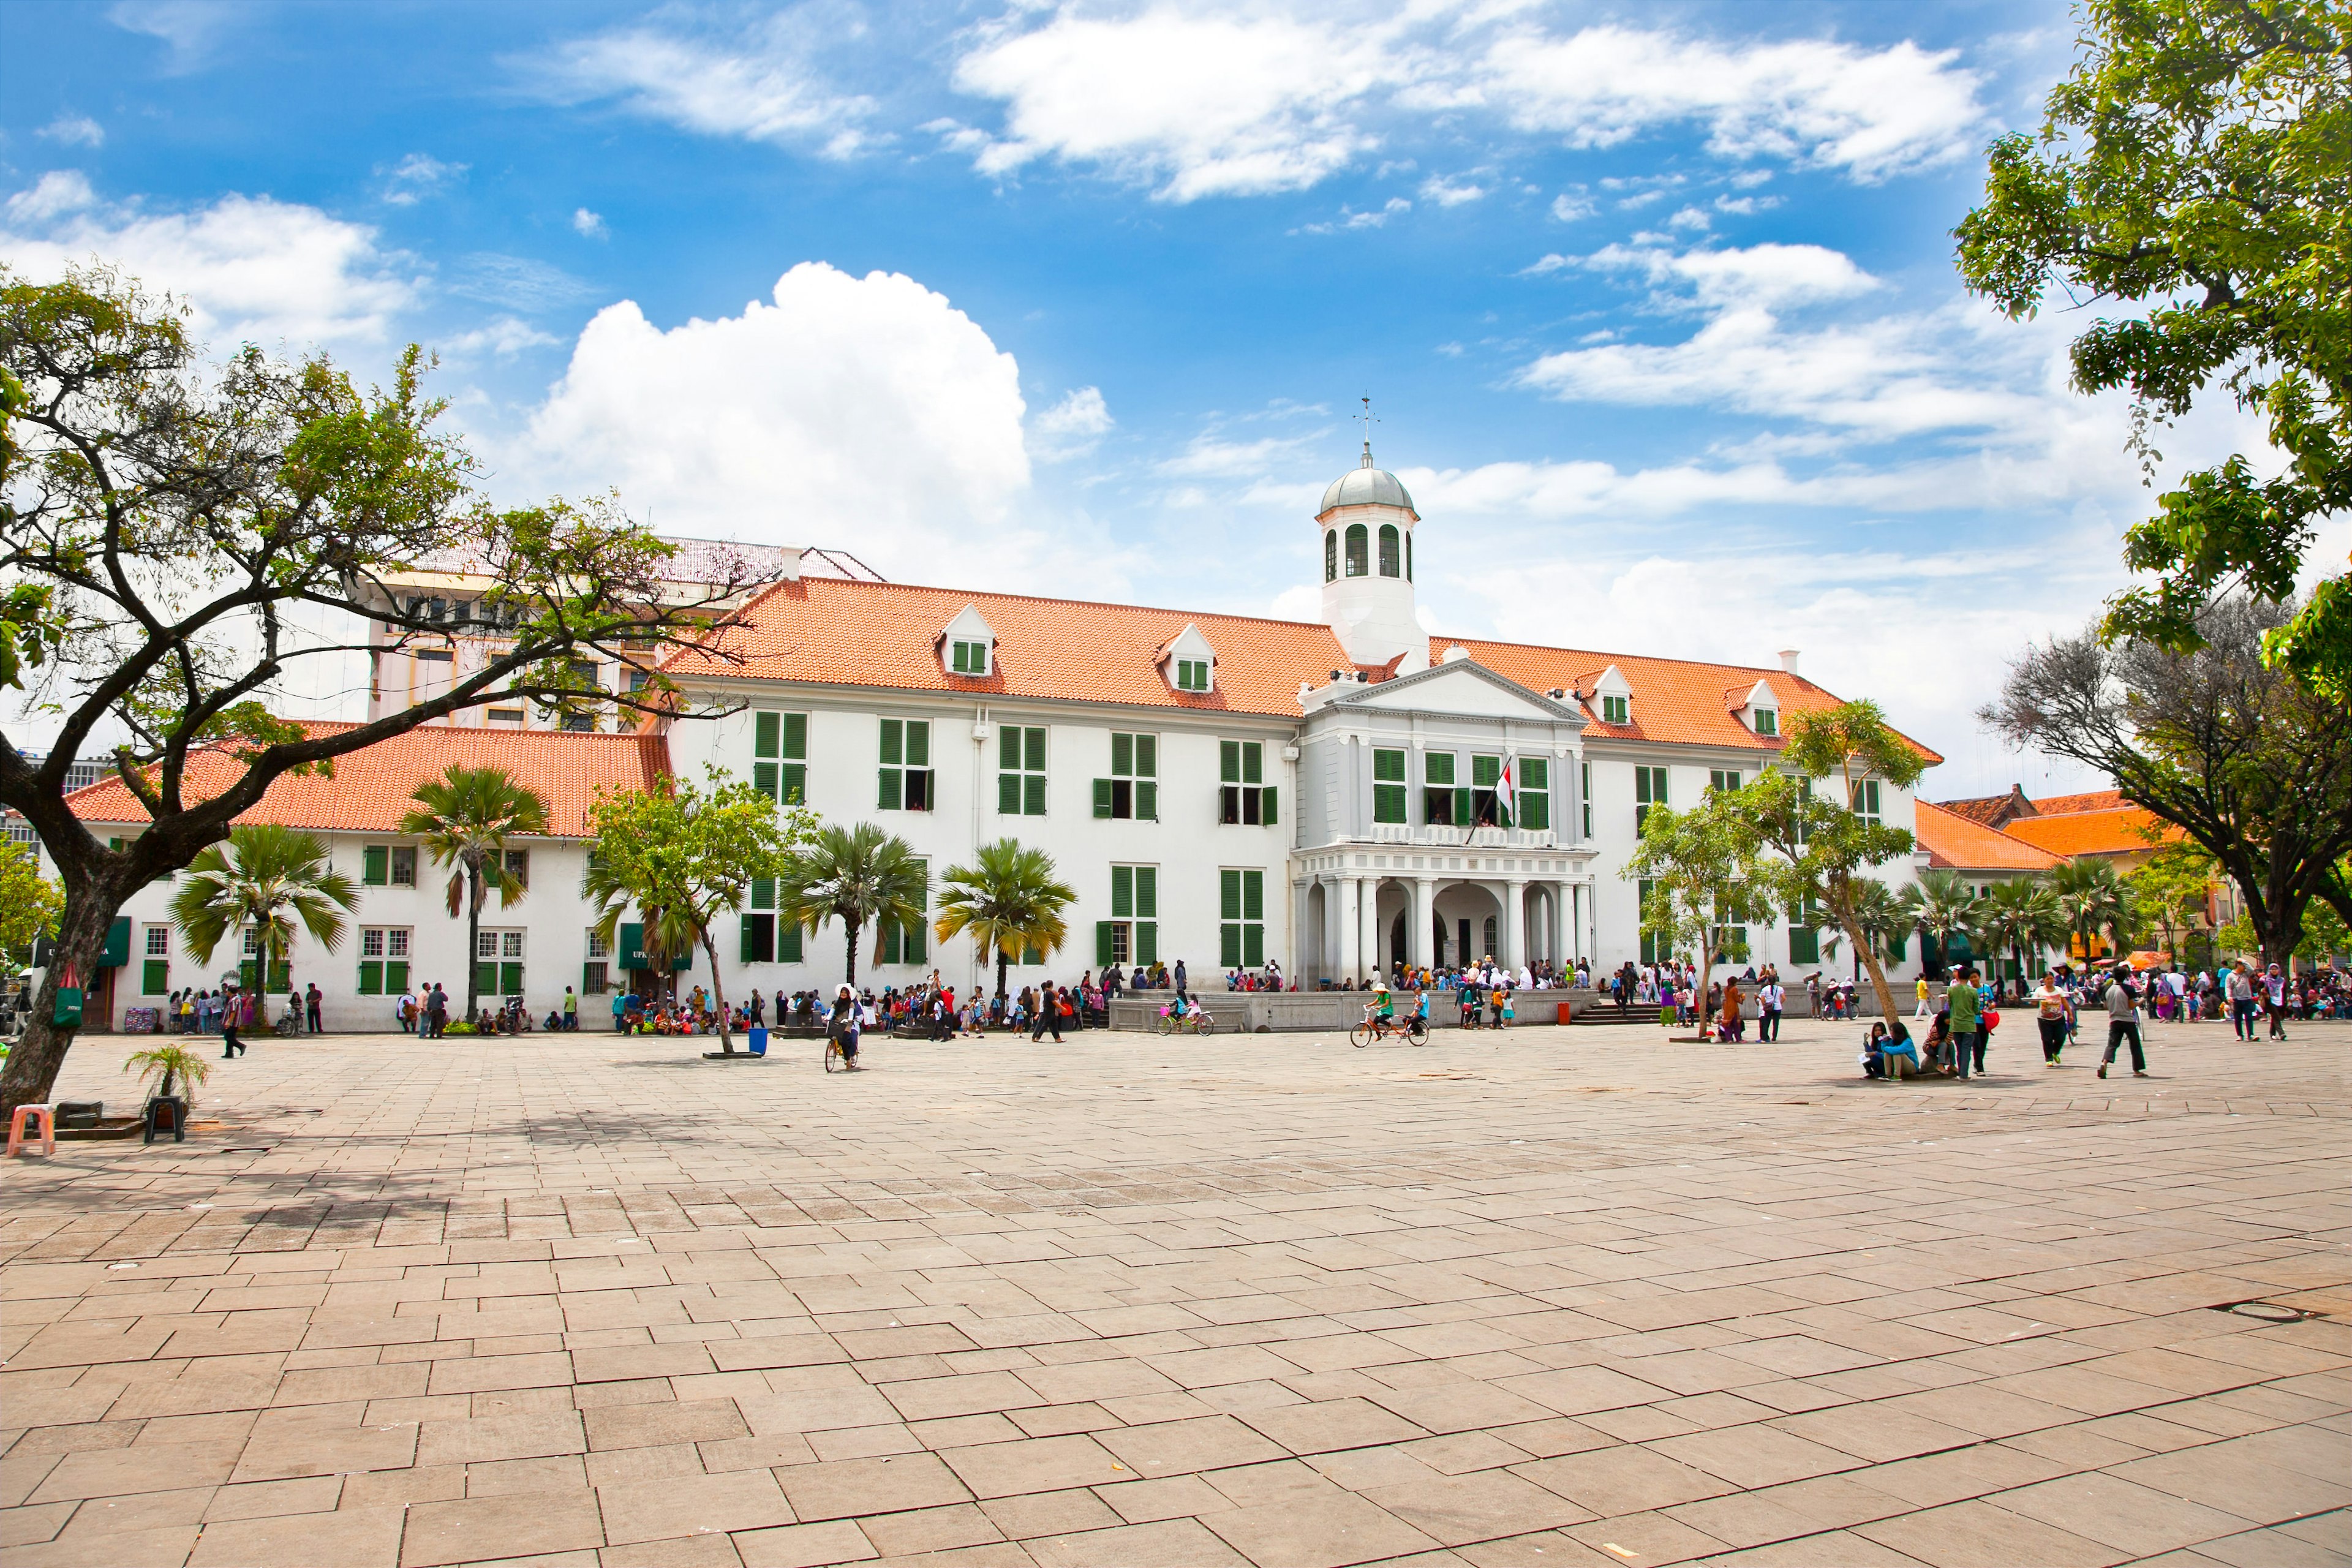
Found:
1842,907 -> 1902,1027
700,925 -> 735,1055
842,917 -> 861,989
0,879 -> 118,1116
995,946 -> 1010,1001
463,858 -> 485,1026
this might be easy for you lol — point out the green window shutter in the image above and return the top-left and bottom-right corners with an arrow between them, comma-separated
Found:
951,641 -> 969,674
1023,775 -> 1046,816
1455,786 -> 1472,824
1261,786 -> 1276,825
880,719 -> 903,765
740,914 -> 761,965
141,959 -> 169,995
1112,733 -> 1133,775
783,712 -> 807,759
1137,781 -> 1157,820
1521,794 -> 1548,831
240,959 -> 259,991
1000,726 -> 1019,769
363,846 -> 389,886
358,961 -> 383,995
1789,927 -> 1820,966
908,721 -> 930,767
753,761 -> 779,800
779,924 -> 802,963
1112,865 -> 1133,918
1373,748 -> 1404,782
1136,921 -> 1158,964
387,961 -> 409,993
998,772 -> 1022,814
1021,941 -> 1044,966
1883,931 -> 1907,962
1242,743 -> 1262,785
780,763 -> 805,805
476,960 -> 499,997
1220,924 -> 1242,968
905,916 -> 925,962
1096,921 -> 1115,967
268,960 -> 290,993
1136,735 -> 1155,775
1022,726 -> 1045,771
1220,869 -> 1241,921
755,710 -> 780,758
1243,924 -> 1264,967
1473,755 -> 1500,788
752,876 -> 775,910
880,921 -> 900,966
1136,866 -> 1156,918
1242,870 -> 1264,921
879,768 -> 901,810
501,962 -> 524,995
1093,778 -> 1113,818
1522,758 -> 1548,790
1221,740 -> 1240,783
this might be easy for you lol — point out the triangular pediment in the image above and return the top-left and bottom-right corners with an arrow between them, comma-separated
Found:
1336,658 -> 1583,722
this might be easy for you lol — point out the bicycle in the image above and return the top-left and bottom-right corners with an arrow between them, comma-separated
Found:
1351,1008 -> 1429,1049
1156,1005 -> 1215,1036
823,1036 -> 847,1072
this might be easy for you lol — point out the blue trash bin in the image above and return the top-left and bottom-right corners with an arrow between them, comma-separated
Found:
747,1026 -> 769,1057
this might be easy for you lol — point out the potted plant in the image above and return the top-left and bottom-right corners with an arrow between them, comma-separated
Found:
124,1045 -> 209,1142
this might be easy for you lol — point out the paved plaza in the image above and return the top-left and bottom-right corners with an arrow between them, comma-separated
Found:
2,1016 -> 2346,1568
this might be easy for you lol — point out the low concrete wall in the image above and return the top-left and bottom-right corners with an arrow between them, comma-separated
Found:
1108,989 -> 1596,1033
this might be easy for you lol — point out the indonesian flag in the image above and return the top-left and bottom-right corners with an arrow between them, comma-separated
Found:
1496,755 -> 1517,820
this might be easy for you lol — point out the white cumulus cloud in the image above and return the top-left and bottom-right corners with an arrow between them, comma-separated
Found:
573,207 -> 609,239
37,114 -> 105,148
0,184 -> 417,349
526,12 -> 875,157
513,263 -> 1060,586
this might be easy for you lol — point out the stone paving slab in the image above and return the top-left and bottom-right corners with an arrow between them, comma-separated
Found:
1,1017 -> 2345,1567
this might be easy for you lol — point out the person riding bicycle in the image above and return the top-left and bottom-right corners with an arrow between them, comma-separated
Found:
1368,979 -> 1396,1026
828,984 -> 868,1070
1414,989 -> 1430,1027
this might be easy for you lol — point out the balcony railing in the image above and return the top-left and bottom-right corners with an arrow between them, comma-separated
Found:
1366,823 -> 1564,850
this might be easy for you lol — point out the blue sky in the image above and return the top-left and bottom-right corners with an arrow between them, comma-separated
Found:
4,0 -> 2314,793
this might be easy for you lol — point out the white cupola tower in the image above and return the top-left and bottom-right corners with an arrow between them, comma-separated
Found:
1317,435 -> 1427,674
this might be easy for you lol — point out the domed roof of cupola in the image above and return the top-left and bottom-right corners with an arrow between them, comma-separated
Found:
1319,443 -> 1417,517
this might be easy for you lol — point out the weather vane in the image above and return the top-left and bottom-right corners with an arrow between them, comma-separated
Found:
1357,393 -> 1379,462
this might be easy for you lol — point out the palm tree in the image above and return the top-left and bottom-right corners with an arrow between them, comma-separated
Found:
933,839 -> 1078,1001
399,765 -> 551,1024
2049,859 -> 2134,967
1823,878 -> 1904,982
168,824 -> 358,1005
774,823 -> 929,990
1897,869 -> 1980,980
1978,878 -> 2065,986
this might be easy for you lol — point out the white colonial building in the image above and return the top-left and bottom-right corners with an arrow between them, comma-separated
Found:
53,442 -> 1939,1030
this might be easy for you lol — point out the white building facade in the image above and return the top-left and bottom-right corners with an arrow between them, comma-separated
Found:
56,446 -> 1938,1030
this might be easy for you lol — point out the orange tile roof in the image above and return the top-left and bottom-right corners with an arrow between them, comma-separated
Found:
2029,789 -> 2126,815
1430,635 -> 1944,761
2001,805 -> 2177,858
64,723 -> 668,838
1914,801 -> 2063,872
664,578 -> 1349,717
1936,790 -> 2027,827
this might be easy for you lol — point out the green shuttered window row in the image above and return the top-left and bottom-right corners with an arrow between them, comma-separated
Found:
1373,747 -> 1408,824
1096,864 -> 1159,967
880,719 -> 933,811
1000,725 -> 1046,815
1219,867 -> 1265,968
1219,741 -> 1275,826
753,710 -> 809,805
1093,731 -> 1158,820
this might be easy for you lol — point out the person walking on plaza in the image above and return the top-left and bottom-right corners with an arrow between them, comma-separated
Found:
1758,976 -> 1784,1042
2263,963 -> 2290,1039
1944,969 -> 1980,1079
1032,982 -> 1065,1043
2033,971 -> 2070,1065
1915,974 -> 1932,1019
2098,965 -> 2146,1078
562,985 -> 578,1031
305,982 -> 324,1035
426,982 -> 448,1039
2227,961 -> 2256,1039
221,982 -> 246,1058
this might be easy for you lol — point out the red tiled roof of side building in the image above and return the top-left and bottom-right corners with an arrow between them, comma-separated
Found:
1428,636 -> 1945,761
2001,805 -> 2177,858
664,578 -> 1354,716
1936,793 -> 2019,827
2029,789 -> 2126,815
1914,802 -> 2064,872
62,722 -> 669,838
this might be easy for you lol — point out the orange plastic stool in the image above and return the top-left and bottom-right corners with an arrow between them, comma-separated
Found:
7,1104 -> 58,1156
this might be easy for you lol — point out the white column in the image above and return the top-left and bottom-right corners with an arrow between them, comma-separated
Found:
1504,880 -> 1527,972
1410,878 -> 1434,968
1338,876 -> 1362,983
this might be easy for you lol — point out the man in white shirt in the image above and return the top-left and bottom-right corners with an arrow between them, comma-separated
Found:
2226,962 -> 2257,1039
1758,978 -> 1785,1041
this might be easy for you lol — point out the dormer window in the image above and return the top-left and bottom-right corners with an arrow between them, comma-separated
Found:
1735,677 -> 1779,736
940,604 -> 997,680
1161,623 -> 1217,696
1591,663 -> 1634,727
1752,707 -> 1777,736
1600,694 -> 1629,725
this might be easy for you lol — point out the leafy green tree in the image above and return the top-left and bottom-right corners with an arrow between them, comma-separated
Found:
933,839 -> 1077,1001
1955,0 -> 2351,697
1983,598 -> 2352,968
399,766 -> 551,1025
166,824 -> 358,998
1819,878 -> 1907,983
1736,701 -> 1925,1023
0,841 -> 62,970
1628,785 -> 1776,1028
775,824 -> 930,995
0,267 -> 775,1114
582,774 -> 813,1056
1898,869 -> 1982,981
1977,877 -> 2068,981
2127,837 -> 2218,965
